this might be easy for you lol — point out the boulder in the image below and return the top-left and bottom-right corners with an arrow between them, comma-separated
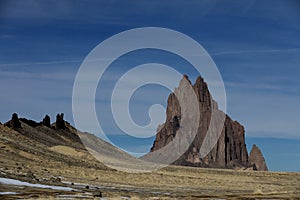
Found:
93,191 -> 103,197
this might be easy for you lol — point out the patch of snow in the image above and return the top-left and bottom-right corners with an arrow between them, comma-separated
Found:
151,191 -> 171,195
0,192 -> 18,195
56,194 -> 90,199
0,178 -> 74,191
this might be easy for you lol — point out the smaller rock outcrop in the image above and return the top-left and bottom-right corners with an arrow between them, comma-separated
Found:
56,113 -> 66,130
249,144 -> 268,171
5,113 -> 21,129
42,115 -> 51,127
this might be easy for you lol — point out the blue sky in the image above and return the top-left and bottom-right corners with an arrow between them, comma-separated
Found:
0,0 -> 299,171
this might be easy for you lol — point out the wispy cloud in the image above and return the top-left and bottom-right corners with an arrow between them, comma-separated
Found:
0,70 -> 75,81
226,81 -> 283,91
0,57 -> 116,67
0,0 -> 136,26
211,48 -> 300,56
0,59 -> 82,67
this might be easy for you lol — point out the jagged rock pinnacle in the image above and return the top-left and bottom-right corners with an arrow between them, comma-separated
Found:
56,113 -> 66,130
150,75 -> 267,170
5,113 -> 21,129
42,115 -> 51,127
249,144 -> 268,171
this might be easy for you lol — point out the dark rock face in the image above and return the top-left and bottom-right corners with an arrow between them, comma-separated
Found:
5,113 -> 21,129
249,144 -> 268,171
56,113 -> 66,130
42,115 -> 51,127
150,75 -> 262,169
19,118 -> 39,127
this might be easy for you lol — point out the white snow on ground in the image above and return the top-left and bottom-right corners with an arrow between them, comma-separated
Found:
0,192 -> 18,195
0,177 -> 74,191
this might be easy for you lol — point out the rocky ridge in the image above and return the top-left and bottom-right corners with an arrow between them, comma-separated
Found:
3,113 -> 86,151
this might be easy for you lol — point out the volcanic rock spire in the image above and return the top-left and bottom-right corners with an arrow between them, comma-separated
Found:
150,75 -> 267,170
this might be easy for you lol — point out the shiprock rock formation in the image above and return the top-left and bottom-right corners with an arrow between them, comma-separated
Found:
150,75 -> 267,170
249,144 -> 268,171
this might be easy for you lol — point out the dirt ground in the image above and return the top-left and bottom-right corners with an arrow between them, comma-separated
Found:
0,123 -> 299,199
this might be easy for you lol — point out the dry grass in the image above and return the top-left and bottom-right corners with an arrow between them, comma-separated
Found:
1,124 -> 300,199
